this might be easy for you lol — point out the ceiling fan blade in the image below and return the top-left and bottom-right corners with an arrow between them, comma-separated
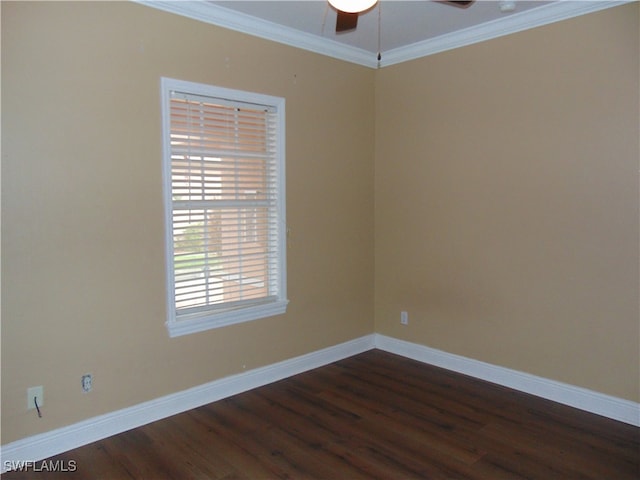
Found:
336,10 -> 358,32
438,1 -> 474,8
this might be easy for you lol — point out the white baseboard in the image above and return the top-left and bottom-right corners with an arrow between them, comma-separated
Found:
3,332 -> 637,472
0,335 -> 375,472
374,334 -> 640,427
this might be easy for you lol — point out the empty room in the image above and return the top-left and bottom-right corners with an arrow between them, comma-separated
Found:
2,0 -> 638,478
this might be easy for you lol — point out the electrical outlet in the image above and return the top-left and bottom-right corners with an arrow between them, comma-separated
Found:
401,311 -> 409,325
81,374 -> 93,393
27,386 -> 44,410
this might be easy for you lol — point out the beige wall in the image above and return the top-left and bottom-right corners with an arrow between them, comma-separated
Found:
375,3 -> 639,402
2,0 -> 638,447
1,1 -> 375,443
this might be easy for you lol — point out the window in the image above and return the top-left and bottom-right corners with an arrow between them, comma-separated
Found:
161,78 -> 288,337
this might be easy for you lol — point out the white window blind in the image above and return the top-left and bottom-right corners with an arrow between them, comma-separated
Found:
161,78 -> 287,337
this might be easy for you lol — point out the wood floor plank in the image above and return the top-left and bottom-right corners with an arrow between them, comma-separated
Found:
3,350 -> 638,479
179,409 -> 276,479
142,416 -> 239,479
255,380 -> 478,478
477,420 -> 639,480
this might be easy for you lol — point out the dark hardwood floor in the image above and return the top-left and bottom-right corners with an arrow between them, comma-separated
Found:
3,350 -> 639,479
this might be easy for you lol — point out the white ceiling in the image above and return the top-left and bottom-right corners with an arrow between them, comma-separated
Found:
137,1 -> 629,67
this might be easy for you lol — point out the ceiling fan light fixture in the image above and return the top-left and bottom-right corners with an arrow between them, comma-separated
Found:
328,0 -> 378,14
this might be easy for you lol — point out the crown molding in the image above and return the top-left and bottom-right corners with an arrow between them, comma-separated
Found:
135,1 -> 630,69
381,0 -> 632,66
133,0 -> 378,68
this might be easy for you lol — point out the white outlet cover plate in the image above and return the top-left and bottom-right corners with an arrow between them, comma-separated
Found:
27,386 -> 44,409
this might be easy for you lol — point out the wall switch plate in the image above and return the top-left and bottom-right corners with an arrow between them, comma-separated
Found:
401,311 -> 409,325
27,386 -> 44,410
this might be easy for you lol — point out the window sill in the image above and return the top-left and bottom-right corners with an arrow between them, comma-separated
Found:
166,299 -> 289,338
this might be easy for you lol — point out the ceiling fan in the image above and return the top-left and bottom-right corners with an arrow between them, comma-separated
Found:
329,0 -> 475,33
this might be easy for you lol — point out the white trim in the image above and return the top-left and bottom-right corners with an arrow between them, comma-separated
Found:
2,333 -> 638,470
134,0 -> 378,68
374,334 -> 640,427
167,299 -> 290,337
160,77 -> 288,337
381,0 -> 632,67
133,0 -> 631,69
0,335 -> 375,472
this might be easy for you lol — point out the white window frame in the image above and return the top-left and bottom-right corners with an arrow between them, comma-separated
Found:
161,77 -> 288,337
